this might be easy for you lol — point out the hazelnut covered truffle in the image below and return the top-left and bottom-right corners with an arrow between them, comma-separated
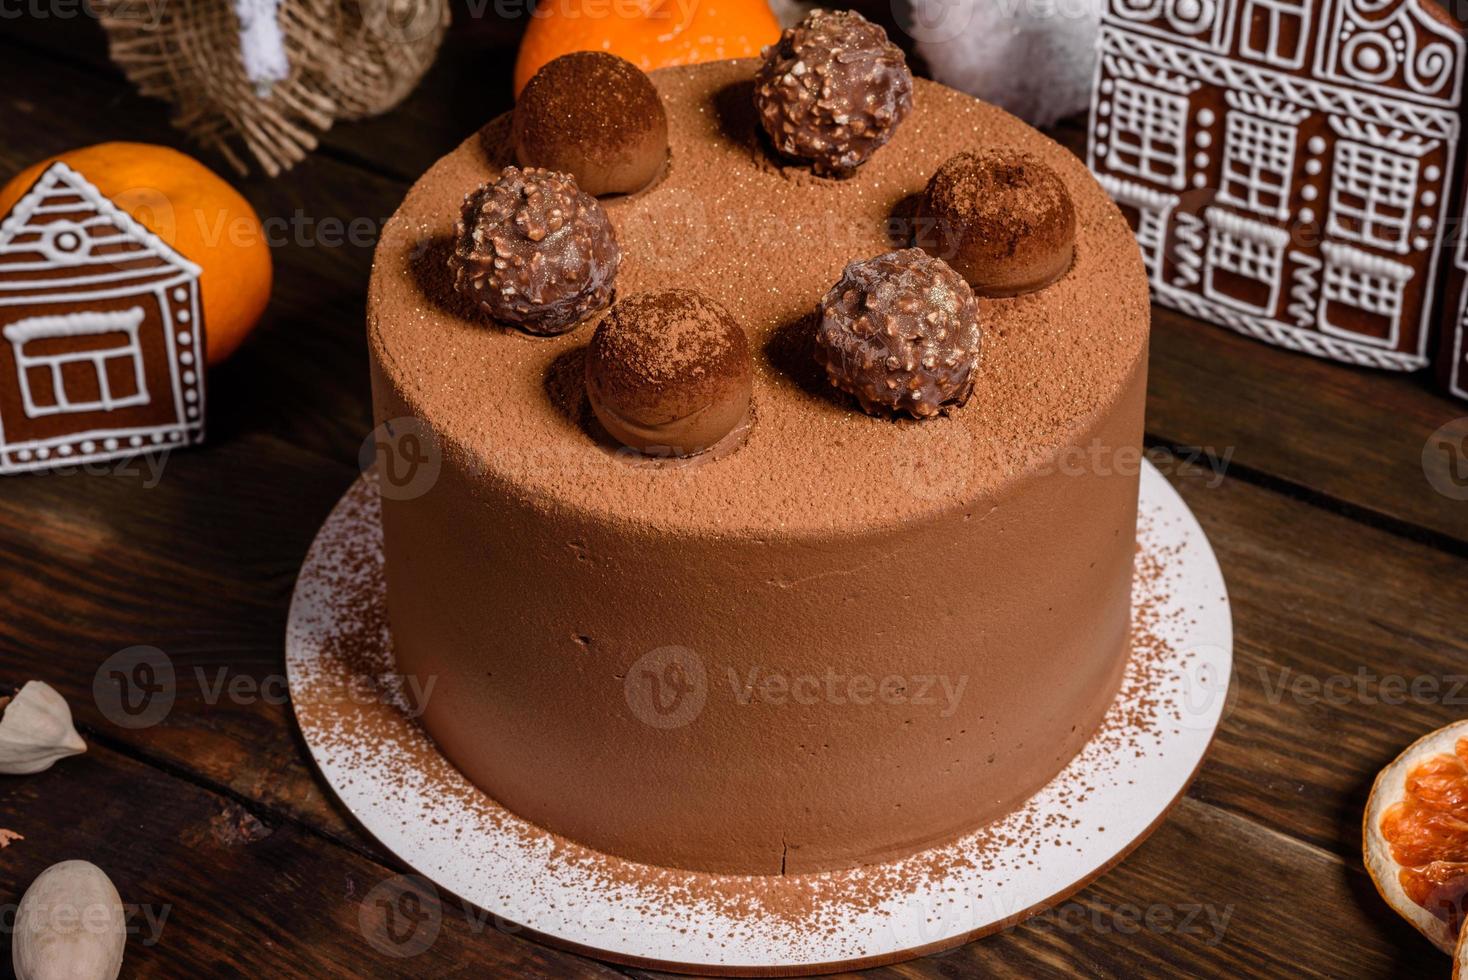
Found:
815,248 -> 981,419
753,9 -> 913,178
586,290 -> 753,456
450,166 -> 619,335
917,149 -> 1076,297
513,52 -> 670,197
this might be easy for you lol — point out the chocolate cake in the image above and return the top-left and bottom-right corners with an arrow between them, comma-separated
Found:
367,47 -> 1149,875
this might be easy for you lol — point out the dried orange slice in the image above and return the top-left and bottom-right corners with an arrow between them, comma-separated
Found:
1365,719 -> 1468,954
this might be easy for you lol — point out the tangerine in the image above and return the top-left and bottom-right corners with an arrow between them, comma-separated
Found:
512,0 -> 781,96
0,143 -> 272,366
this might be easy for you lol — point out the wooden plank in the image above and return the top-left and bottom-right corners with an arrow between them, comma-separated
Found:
0,433 -> 366,845
1147,309 -> 1468,548
626,799 -> 1437,978
0,741 -> 630,977
1170,460 -> 1468,853
0,742 -> 1436,976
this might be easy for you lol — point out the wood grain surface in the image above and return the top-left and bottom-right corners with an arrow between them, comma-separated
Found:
2,10 -> 1466,979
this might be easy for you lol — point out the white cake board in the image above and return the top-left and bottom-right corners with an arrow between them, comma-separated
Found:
287,460 -> 1232,975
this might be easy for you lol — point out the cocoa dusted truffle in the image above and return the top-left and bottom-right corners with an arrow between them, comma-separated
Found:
814,248 -> 981,419
586,290 -> 753,456
753,9 -> 913,178
917,149 -> 1076,297
513,52 -> 669,197
450,166 -> 619,335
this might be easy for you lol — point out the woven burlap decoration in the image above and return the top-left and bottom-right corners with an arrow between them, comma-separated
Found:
98,0 -> 449,176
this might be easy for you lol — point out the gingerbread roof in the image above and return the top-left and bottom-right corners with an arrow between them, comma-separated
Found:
0,161 -> 201,307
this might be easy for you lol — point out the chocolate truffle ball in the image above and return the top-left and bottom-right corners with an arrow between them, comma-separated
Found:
753,9 -> 913,178
513,52 -> 669,197
917,149 -> 1076,297
450,166 -> 619,335
586,290 -> 753,456
814,248 -> 981,419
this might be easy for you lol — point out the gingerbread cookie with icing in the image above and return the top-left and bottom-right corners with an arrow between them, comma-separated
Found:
0,162 -> 205,474
1439,155 -> 1468,401
1088,0 -> 1466,372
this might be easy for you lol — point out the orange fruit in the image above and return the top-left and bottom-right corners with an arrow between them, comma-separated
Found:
0,143 -> 272,366
513,0 -> 781,96
1365,719 -> 1468,954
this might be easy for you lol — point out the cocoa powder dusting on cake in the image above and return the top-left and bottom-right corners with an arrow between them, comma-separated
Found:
517,52 -> 663,154
917,149 -> 1077,297
513,52 -> 669,196
372,61 -> 1148,535
594,290 -> 745,394
298,482 -> 1189,940
586,289 -> 753,455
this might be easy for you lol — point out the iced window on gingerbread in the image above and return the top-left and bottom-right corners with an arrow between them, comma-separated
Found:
4,308 -> 150,418
1204,207 -> 1288,314
1108,79 -> 1189,189
1240,0 -> 1312,68
1328,141 -> 1418,254
1320,241 -> 1413,345
1219,111 -> 1296,219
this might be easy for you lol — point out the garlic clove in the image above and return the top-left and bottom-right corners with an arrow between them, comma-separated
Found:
0,681 -> 87,775
12,860 -> 125,980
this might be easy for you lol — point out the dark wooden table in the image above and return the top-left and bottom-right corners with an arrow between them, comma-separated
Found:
2,12 -> 1466,979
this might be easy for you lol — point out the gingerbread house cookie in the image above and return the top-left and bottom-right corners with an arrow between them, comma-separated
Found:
1088,0 -> 1466,371
1439,163 -> 1468,399
0,162 -> 205,474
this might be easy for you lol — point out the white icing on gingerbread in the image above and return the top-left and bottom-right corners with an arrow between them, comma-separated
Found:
0,162 -> 206,473
1088,0 -> 1464,370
